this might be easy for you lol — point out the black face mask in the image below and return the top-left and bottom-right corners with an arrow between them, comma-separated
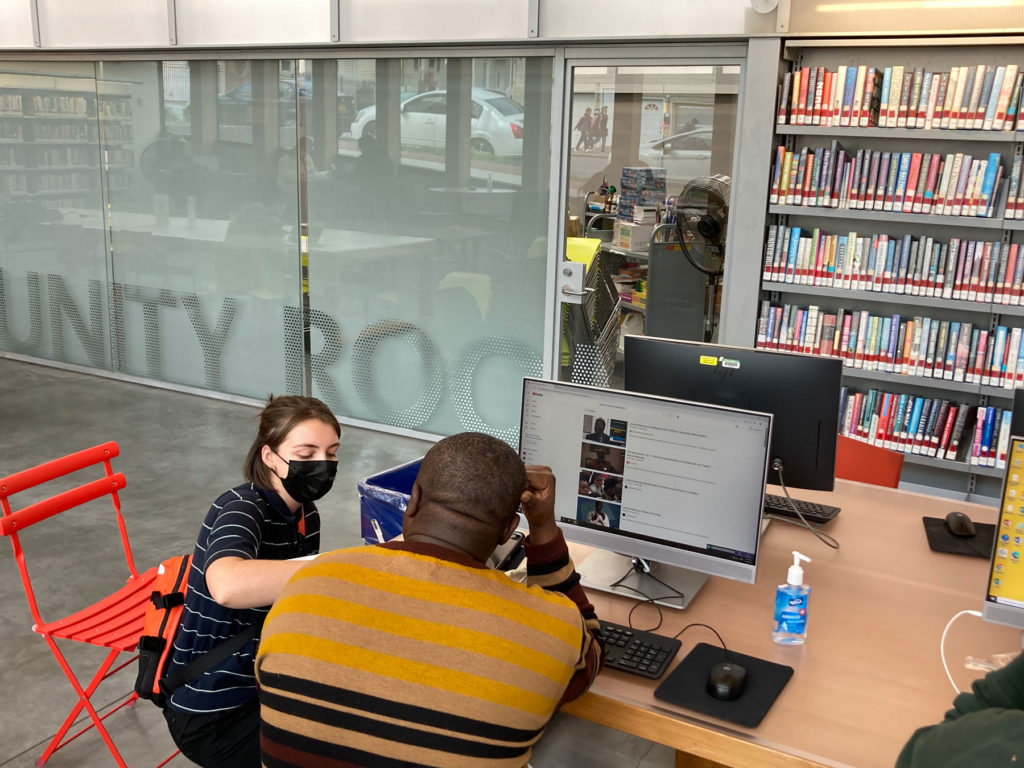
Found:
273,451 -> 338,504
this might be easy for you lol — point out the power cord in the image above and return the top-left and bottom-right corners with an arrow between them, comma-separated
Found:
772,460 -> 840,550
610,559 -> 688,633
941,609 -> 983,695
608,563 -> 737,666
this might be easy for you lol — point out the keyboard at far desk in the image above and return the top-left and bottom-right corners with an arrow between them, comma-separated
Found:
763,493 -> 841,525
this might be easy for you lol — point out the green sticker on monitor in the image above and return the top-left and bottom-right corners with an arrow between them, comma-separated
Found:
720,358 -> 741,369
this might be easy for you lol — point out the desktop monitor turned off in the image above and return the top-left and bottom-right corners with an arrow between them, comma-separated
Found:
518,377 -> 773,599
623,336 -> 843,493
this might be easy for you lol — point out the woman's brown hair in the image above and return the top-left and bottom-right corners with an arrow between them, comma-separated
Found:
243,395 -> 341,489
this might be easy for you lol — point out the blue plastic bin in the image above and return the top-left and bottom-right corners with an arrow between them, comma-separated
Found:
358,457 -> 422,545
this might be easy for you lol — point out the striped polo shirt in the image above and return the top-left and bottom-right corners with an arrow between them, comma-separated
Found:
166,483 -> 320,715
256,531 -> 602,768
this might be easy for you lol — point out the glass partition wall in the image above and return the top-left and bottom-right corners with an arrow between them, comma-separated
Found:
0,55 -> 552,441
561,62 -> 740,388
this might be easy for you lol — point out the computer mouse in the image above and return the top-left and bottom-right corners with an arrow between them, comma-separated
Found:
945,510 -> 977,538
706,661 -> 747,701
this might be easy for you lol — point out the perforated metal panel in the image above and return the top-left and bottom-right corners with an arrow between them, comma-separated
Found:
179,294 -> 237,390
351,319 -> 444,430
451,335 -> 542,444
46,275 -> 105,368
282,306 -> 346,414
0,268 -> 43,356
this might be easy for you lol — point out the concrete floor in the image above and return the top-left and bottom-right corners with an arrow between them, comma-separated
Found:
0,357 -> 672,768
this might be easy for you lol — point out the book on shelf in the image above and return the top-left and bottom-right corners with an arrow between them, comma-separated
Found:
1016,331 -> 1024,386
946,404 -> 974,461
911,154 -> 931,213
807,66 -> 820,125
861,66 -> 882,127
1007,154 -> 1023,219
779,60 -> 1024,134
954,65 -> 970,128
756,298 -> 1024,387
908,67 -> 926,128
981,65 -> 1005,130
973,65 -> 995,128
995,64 -> 1021,129
915,70 -> 934,128
882,65 -> 902,126
963,65 -> 984,129
1007,71 -> 1024,130
902,153 -> 923,213
997,410 -> 1013,468
895,68 -> 914,127
841,397 -> 1015,468
763,227 -> 1024,304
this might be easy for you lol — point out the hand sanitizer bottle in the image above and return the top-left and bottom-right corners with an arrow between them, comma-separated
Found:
773,551 -> 811,645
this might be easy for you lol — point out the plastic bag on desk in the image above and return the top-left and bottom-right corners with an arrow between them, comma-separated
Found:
965,652 -> 1020,673
358,458 -> 422,545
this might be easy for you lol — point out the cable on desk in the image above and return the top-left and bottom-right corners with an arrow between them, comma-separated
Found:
941,609 -> 983,695
774,461 -> 840,550
672,622 -> 735,664
609,559 -> 688,633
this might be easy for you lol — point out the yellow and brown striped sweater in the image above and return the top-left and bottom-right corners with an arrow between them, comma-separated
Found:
255,531 -> 602,768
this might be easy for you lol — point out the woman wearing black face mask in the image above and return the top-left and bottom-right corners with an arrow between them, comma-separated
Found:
161,394 -> 340,768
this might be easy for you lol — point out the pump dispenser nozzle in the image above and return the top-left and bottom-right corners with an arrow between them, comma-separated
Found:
787,551 -> 811,586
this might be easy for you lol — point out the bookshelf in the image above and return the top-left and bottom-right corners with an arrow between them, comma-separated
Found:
0,85 -> 133,209
763,40 -> 1024,499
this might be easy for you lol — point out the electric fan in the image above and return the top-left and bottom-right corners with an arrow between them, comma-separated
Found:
673,173 -> 731,277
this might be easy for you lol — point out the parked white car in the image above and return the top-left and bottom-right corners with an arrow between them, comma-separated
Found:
349,88 -> 525,156
637,127 -> 713,187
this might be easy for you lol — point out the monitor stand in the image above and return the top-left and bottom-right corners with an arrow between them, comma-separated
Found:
575,549 -> 708,610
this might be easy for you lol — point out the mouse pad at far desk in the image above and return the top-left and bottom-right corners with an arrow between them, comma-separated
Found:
922,517 -> 995,558
653,643 -> 794,728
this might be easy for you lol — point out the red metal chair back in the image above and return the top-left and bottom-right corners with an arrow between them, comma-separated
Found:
835,434 -> 905,489
0,442 -> 177,767
0,441 -> 139,627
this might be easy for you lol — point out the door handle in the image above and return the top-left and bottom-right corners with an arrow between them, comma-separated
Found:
559,263 -> 592,305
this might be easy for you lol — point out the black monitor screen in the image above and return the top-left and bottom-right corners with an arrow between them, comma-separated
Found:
623,336 -> 843,492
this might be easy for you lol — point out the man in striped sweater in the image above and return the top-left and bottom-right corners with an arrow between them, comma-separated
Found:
256,431 -> 603,767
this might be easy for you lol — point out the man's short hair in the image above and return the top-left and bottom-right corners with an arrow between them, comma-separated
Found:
416,432 -> 526,527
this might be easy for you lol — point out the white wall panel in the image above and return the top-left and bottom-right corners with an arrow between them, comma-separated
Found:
175,0 -> 331,46
340,0 -> 529,43
0,0 -> 35,48
540,0 -> 776,39
37,0 -> 168,48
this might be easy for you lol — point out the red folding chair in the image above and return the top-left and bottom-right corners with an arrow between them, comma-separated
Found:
835,434 -> 905,489
0,441 -> 177,767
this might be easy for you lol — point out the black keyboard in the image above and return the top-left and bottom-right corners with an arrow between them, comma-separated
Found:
597,620 -> 681,680
764,493 -> 841,525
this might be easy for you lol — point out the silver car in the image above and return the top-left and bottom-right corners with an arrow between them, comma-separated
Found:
349,88 -> 524,156
637,127 -> 713,187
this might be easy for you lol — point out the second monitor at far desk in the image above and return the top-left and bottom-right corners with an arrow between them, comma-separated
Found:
622,336 -> 844,525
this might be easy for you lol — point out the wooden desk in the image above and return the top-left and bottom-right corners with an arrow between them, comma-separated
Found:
562,480 -> 1019,768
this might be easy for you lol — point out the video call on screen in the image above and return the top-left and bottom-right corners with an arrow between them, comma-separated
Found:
519,380 -> 770,562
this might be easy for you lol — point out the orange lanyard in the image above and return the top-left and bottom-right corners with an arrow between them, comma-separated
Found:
297,507 -> 306,537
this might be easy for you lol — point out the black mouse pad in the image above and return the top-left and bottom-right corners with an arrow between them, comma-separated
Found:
922,516 -> 995,558
652,643 -> 793,728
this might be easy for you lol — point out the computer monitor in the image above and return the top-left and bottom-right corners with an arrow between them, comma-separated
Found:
519,377 -> 772,609
983,435 -> 1024,631
623,336 -> 843,492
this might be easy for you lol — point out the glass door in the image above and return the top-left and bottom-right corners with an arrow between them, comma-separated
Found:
557,57 -> 744,388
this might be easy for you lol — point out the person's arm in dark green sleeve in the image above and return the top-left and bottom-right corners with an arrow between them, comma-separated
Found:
895,653 -> 1024,768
